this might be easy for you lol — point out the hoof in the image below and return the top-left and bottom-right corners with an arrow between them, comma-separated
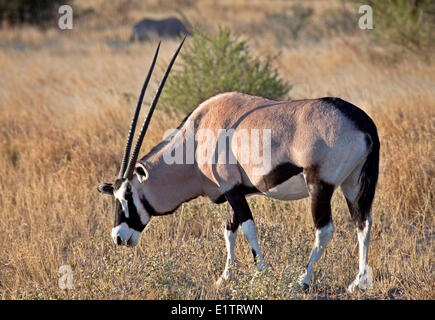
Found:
347,282 -> 357,294
348,267 -> 373,293
293,282 -> 309,294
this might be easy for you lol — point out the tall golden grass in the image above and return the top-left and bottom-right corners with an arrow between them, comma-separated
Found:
0,0 -> 433,299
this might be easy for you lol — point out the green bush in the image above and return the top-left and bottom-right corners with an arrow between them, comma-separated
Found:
0,0 -> 69,27
162,28 -> 291,113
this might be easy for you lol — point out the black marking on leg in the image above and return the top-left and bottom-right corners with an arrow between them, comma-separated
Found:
224,190 -> 261,265
346,199 -> 367,230
304,167 -> 334,229
225,203 -> 240,233
344,146 -> 379,232
224,188 -> 254,226
251,249 -> 257,263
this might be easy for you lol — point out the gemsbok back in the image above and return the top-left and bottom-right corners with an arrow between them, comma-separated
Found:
97,37 -> 380,293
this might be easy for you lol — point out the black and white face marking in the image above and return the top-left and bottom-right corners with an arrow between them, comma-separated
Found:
111,179 -> 150,247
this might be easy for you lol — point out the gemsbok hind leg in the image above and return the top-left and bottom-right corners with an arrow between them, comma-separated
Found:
217,188 -> 266,286
341,163 -> 374,293
298,171 -> 335,290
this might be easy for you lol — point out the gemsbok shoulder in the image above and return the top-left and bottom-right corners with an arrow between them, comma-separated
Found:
98,37 -> 380,293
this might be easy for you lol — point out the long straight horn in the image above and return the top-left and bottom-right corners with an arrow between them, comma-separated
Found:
124,36 -> 186,179
118,42 -> 161,178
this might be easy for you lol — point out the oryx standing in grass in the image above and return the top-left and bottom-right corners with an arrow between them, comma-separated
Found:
97,37 -> 379,293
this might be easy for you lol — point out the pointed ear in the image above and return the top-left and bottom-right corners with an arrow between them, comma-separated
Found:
135,163 -> 149,183
97,183 -> 114,195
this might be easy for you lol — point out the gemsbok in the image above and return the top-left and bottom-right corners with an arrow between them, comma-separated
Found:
98,37 -> 380,293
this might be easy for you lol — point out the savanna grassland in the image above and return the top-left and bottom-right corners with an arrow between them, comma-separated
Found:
0,0 -> 433,299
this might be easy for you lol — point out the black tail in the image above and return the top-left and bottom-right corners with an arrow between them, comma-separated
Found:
356,132 -> 380,221
321,97 -> 380,227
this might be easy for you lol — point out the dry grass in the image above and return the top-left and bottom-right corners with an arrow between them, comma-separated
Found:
0,0 -> 433,299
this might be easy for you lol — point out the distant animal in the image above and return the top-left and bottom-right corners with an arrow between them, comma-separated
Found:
130,17 -> 190,41
98,37 -> 380,293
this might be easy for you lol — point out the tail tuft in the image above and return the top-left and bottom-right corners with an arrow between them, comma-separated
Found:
356,133 -> 380,219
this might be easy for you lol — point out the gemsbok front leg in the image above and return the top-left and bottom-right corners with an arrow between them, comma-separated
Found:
298,170 -> 335,290
217,188 -> 266,285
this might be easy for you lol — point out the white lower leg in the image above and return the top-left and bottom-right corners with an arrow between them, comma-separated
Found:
223,228 -> 238,278
241,220 -> 266,271
348,217 -> 373,293
299,222 -> 334,286
217,228 -> 238,285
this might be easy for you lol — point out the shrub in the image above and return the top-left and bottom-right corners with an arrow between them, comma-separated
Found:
162,28 -> 291,113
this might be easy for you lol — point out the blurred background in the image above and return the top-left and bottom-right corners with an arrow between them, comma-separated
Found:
0,0 -> 433,299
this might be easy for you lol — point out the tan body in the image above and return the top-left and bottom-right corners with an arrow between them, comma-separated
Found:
138,92 -> 370,211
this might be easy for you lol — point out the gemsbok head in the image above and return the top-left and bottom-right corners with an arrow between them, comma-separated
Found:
97,36 -> 380,293
97,37 -> 185,246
